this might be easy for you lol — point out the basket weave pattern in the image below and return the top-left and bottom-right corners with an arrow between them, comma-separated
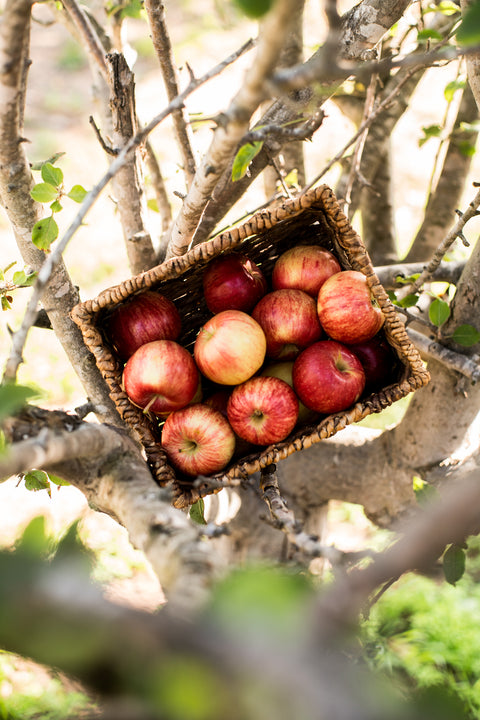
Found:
71,185 -> 430,508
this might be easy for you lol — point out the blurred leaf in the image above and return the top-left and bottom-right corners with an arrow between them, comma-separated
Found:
425,0 -> 460,15
12,269 -> 37,286
190,498 -> 207,525
413,476 -> 439,507
452,323 -> 480,346
147,198 -> 159,213
48,473 -> 71,487
31,152 -> 65,171
443,544 -> 466,586
457,140 -> 476,157
417,28 -> 444,43
41,162 -> 63,188
17,515 -> 53,556
50,199 -> 63,213
457,1 -> 480,45
419,124 -> 442,147
232,0 -> 273,18
460,120 -> 480,133
444,79 -> 466,102
30,182 -> 58,204
1,296 -> 12,311
429,298 -> 450,326
67,184 -> 88,203
32,216 -> 59,250
0,383 -> 39,422
24,469 -> 51,497
395,273 -> 421,285
231,141 -> 263,181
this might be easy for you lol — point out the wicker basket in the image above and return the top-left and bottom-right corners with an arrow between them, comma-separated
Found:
71,185 -> 430,508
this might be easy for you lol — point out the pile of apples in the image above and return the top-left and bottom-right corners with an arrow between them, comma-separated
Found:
106,244 -> 396,479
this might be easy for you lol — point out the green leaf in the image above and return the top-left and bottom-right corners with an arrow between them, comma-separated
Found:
231,141 -> 264,181
457,0 -> 480,45
419,124 -> 442,147
417,28 -> 444,43
435,0 -> 461,15
0,383 -> 39,422
395,273 -> 421,285
429,297 -> 450,326
1,296 -> 11,311
398,293 -> 420,308
460,119 -> 480,133
48,473 -> 70,487
443,543 -> 466,586
413,476 -> 439,507
452,323 -> 480,346
232,0 -> 274,19
444,79 -> 466,102
12,269 -> 37,287
147,198 -> 159,213
67,184 -> 88,203
190,498 -> 207,525
458,140 -> 476,157
32,216 -> 59,250
17,515 -> 52,556
24,469 -> 51,496
30,182 -> 58,204
41,162 -> 63,188
50,199 -> 63,213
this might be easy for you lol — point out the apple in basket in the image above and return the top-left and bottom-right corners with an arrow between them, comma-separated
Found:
122,340 -> 199,416
202,253 -> 267,314
227,375 -> 299,445
194,310 -> 267,385
317,270 -> 384,345
349,335 -> 398,393
105,291 -> 181,360
272,245 -> 341,297
161,403 -> 236,476
293,340 -> 365,415
261,360 -> 319,426
252,288 -> 322,359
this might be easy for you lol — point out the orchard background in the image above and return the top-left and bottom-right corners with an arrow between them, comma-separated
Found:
2,0 -> 480,718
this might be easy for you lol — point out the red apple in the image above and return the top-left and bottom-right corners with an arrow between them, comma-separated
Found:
227,376 -> 299,445
317,270 -> 384,344
194,310 -> 267,385
292,340 -> 365,414
161,403 -> 236,476
122,340 -> 199,416
349,335 -> 397,393
261,360 -> 319,425
105,291 -> 181,360
252,289 -> 323,359
202,253 -> 267,314
272,245 -> 341,297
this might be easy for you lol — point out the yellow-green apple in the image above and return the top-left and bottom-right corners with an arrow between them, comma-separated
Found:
348,335 -> 397,393
161,403 -> 235,476
251,288 -> 323,359
317,270 -> 384,344
272,245 -> 341,297
202,253 -> 267,314
261,360 -> 319,425
122,340 -> 199,416
105,291 -> 181,360
292,340 -> 365,414
227,375 -> 299,445
194,310 -> 267,385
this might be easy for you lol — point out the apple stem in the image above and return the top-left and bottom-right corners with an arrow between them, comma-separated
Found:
143,395 -> 158,415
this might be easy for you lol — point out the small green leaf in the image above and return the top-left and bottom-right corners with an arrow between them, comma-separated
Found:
231,141 -> 264,182
460,120 -> 480,133
147,198 -> 159,213
429,297 -> 450,326
24,469 -> 51,496
1,296 -> 11,311
41,162 -> 63,187
31,152 -> 66,171
32,216 -> 59,250
67,184 -> 88,203
50,199 -> 63,213
17,515 -> 52,556
435,0 -> 461,15
443,543 -> 466,586
458,140 -> 476,157
30,182 -> 58,203
395,273 -> 421,285
417,28 -> 444,43
419,124 -> 442,147
457,1 -> 480,46
190,498 -> 207,525
452,323 -> 480,346
12,269 -> 37,287
0,383 -> 39,422
232,0 -> 274,18
444,79 -> 466,102
398,293 -> 420,308
48,473 -> 71,487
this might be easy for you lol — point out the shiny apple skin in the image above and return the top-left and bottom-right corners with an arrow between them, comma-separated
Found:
227,375 -> 299,445
106,291 -> 181,360
161,403 -> 236,476
261,360 -> 319,425
194,310 -> 267,385
202,253 -> 267,314
251,289 -> 323,360
122,340 -> 199,416
292,340 -> 365,414
272,245 -> 341,297
348,335 -> 397,393
317,270 -> 384,345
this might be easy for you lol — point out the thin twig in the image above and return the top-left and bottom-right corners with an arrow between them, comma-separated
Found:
61,0 -> 109,81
